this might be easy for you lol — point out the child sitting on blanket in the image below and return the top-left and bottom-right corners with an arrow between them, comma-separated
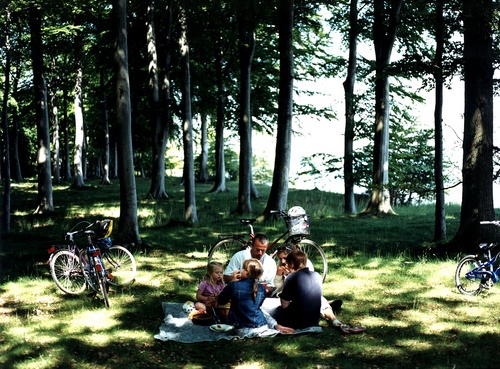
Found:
217,258 -> 294,336
195,261 -> 226,312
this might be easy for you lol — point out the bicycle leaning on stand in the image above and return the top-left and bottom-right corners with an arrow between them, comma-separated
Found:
48,219 -> 137,306
455,220 -> 500,295
207,207 -> 328,282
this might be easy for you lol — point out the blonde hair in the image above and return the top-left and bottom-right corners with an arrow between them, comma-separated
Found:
243,258 -> 263,301
205,261 -> 224,286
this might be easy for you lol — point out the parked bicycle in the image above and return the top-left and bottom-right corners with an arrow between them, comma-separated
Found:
455,220 -> 500,295
48,220 -> 137,306
207,207 -> 328,282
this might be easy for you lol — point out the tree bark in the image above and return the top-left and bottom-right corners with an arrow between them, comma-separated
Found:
264,0 -> 293,216
2,8 -> 12,231
198,112 -> 209,182
342,0 -> 358,215
433,0 -> 446,241
72,31 -> 85,188
209,35 -> 228,193
49,58 -> 61,184
29,5 -> 54,215
146,0 -> 169,198
361,0 -> 401,216
453,0 -> 494,250
179,0 -> 198,224
114,0 -> 142,245
234,2 -> 256,214
100,68 -> 111,185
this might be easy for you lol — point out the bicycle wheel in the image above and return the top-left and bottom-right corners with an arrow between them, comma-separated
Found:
103,245 -> 137,287
295,239 -> 328,283
208,238 -> 247,268
50,250 -> 87,295
455,255 -> 486,295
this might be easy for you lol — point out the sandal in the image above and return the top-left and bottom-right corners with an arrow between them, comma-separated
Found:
338,324 -> 351,335
348,326 -> 366,334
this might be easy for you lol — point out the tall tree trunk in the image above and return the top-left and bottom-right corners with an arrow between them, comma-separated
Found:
198,112 -> 209,182
49,58 -> 61,184
209,35 -> 228,193
11,66 -> 23,182
454,0 -> 494,250
100,69 -> 111,185
114,0 -> 141,245
234,3 -> 256,214
178,0 -> 198,224
264,0 -> 293,216
1,8 -> 12,231
29,5 -> 54,214
362,0 -> 401,216
433,0 -> 446,241
72,32 -> 85,188
342,0 -> 358,215
62,88 -> 71,180
147,0 -> 169,198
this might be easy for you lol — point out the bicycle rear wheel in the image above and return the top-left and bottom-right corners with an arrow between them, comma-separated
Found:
295,239 -> 328,283
50,250 -> 87,295
455,255 -> 486,295
103,245 -> 137,287
208,238 -> 247,269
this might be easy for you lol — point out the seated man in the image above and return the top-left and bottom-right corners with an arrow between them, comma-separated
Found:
223,234 -> 277,296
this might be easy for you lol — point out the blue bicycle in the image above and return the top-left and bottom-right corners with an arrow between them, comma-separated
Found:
455,220 -> 500,295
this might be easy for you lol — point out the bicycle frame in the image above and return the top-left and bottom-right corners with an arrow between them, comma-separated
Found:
468,245 -> 500,284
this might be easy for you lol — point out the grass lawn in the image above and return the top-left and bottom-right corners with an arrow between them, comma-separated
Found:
1,177 -> 498,369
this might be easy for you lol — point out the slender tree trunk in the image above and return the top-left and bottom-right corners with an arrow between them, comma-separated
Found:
209,36 -> 228,193
234,3 -> 256,214
197,113 -> 209,182
49,59 -> 61,184
433,0 -> 446,241
62,88 -> 71,180
342,0 -> 358,215
29,5 -> 54,214
72,32 -> 85,188
114,0 -> 141,245
178,0 -> 198,224
100,69 -> 111,185
1,8 -> 12,231
453,0 -> 494,250
264,0 -> 293,216
362,0 -> 401,216
146,0 -> 169,198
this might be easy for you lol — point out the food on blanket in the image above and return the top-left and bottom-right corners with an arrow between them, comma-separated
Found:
191,312 -> 215,326
209,324 -> 233,332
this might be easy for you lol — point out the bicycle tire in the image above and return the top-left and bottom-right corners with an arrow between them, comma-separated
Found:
295,239 -> 328,283
208,238 -> 247,268
103,245 -> 137,287
50,250 -> 87,295
455,255 -> 486,295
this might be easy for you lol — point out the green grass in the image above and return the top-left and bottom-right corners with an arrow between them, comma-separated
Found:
1,177 -> 497,369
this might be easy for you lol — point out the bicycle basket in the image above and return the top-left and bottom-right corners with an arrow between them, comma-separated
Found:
286,214 -> 311,236
95,219 -> 113,239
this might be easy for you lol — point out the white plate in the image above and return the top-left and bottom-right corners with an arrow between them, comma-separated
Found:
209,324 -> 233,332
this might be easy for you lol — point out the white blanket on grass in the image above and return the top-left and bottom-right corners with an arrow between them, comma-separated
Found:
154,301 -> 322,343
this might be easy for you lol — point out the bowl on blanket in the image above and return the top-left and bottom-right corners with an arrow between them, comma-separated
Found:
190,312 -> 215,326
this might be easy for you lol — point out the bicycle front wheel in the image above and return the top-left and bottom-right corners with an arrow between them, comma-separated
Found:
50,250 -> 87,295
208,238 -> 246,268
455,255 -> 485,295
103,245 -> 137,287
295,239 -> 328,283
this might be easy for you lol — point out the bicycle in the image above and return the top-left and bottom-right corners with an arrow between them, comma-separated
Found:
455,220 -> 500,295
48,220 -> 137,305
207,208 -> 328,282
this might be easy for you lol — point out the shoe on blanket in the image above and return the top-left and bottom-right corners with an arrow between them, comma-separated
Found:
348,326 -> 366,334
338,324 -> 351,335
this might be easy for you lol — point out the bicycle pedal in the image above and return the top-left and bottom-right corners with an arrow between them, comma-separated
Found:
107,273 -> 115,281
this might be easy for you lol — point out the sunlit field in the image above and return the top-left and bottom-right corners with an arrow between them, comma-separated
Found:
1,177 -> 498,369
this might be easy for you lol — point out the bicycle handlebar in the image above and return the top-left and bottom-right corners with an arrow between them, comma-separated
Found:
480,220 -> 500,227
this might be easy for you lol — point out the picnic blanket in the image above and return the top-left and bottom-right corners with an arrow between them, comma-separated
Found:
154,300 -> 322,343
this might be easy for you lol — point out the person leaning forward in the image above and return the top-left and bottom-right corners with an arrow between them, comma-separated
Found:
223,234 -> 277,296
